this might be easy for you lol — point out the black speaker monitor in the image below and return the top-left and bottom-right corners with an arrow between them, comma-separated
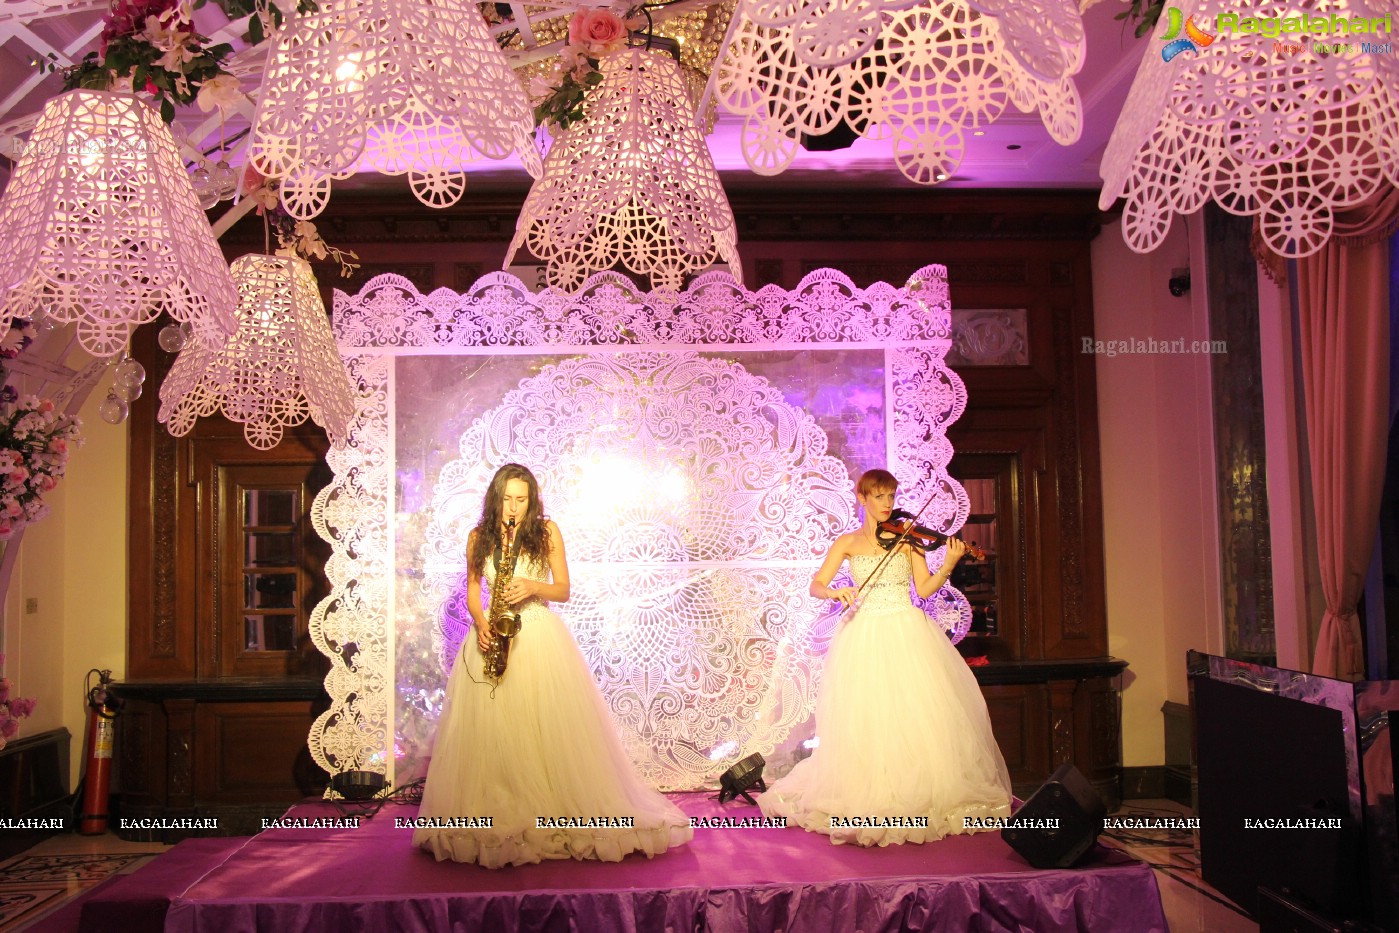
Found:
1001,762 -> 1107,869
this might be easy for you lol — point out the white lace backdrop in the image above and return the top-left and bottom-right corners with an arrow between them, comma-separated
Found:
309,267 -> 972,791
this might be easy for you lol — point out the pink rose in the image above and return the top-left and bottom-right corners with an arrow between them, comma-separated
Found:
568,8 -> 627,54
10,697 -> 35,718
1,719 -> 17,739
53,439 -> 67,455
38,400 -> 53,413
38,475 -> 56,492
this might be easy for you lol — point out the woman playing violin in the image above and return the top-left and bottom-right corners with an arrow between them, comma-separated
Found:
815,476 -> 969,611
758,468 -> 1013,847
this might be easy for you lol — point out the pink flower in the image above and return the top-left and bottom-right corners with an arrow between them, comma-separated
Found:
0,678 -> 9,703
53,439 -> 67,455
568,8 -> 628,55
38,475 -> 56,492
0,521 -> 12,540
0,719 -> 17,739
10,697 -> 35,718
37,400 -> 53,413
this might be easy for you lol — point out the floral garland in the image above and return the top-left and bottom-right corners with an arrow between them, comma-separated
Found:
0,396 -> 82,541
0,653 -> 37,750
53,0 -> 234,124
40,0 -> 318,123
243,167 -> 362,277
530,6 -> 643,130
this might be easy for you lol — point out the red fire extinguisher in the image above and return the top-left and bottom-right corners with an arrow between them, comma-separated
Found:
80,669 -> 121,835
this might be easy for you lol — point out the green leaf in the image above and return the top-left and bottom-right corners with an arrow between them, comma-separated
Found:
160,97 -> 175,123
247,15 -> 264,45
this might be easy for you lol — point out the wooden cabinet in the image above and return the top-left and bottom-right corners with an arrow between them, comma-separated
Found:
114,682 -> 329,838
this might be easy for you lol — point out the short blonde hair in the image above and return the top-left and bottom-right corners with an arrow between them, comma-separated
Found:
856,468 -> 897,498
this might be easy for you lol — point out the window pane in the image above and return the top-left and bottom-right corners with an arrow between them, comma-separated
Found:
245,488 -> 298,527
245,572 -> 297,610
244,615 -> 296,652
245,533 -> 295,567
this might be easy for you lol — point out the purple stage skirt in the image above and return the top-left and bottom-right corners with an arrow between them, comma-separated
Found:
90,793 -> 1165,932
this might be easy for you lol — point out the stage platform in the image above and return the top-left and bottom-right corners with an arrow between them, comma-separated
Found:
57,793 -> 1167,932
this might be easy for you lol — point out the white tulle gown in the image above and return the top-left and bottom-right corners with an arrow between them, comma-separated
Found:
759,552 -> 1013,846
414,556 -> 692,867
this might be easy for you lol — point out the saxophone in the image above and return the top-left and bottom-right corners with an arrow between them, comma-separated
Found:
483,519 -> 523,681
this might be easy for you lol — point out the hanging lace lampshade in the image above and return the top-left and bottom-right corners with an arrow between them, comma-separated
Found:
509,47 -> 740,291
158,253 -> 355,450
250,0 -> 540,219
0,89 -> 238,358
710,0 -> 1085,184
1100,0 -> 1399,258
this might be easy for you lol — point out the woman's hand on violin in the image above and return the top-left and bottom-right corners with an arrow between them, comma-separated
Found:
476,623 -> 493,654
828,585 -> 858,608
502,577 -> 537,605
942,537 -> 967,570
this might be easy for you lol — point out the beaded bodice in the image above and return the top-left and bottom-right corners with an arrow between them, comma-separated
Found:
483,554 -> 551,617
483,554 -> 549,586
848,552 -> 914,612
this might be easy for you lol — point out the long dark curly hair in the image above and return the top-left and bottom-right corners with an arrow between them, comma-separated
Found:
467,463 -> 552,577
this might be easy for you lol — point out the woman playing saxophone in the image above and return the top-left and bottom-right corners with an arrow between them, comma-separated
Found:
414,462 -> 691,867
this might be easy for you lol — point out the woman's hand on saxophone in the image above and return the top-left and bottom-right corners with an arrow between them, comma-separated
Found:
476,622 -> 494,654
502,578 -> 537,605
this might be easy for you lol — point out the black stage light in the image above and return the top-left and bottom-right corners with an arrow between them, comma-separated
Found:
718,753 -> 767,805
1001,763 -> 1106,869
330,770 -> 388,801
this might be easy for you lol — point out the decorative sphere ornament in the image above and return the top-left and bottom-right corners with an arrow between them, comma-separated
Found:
30,310 -> 57,333
191,165 -> 218,210
158,323 -> 188,352
210,159 -> 239,201
115,380 -> 143,402
98,391 -> 128,424
114,357 -> 146,387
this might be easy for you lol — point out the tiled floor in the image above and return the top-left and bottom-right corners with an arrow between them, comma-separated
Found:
3,799 -> 1254,932
1099,798 -> 1258,933
0,833 -> 168,932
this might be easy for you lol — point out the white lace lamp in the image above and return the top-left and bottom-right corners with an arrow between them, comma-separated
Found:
509,47 -> 740,291
250,0 -> 539,219
0,89 -> 238,358
711,0 -> 1086,184
1100,0 -> 1398,257
158,253 -> 355,450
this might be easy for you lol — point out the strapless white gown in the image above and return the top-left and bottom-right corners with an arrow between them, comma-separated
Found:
414,556 -> 692,867
759,552 -> 1013,846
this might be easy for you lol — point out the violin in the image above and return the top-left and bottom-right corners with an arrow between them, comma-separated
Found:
875,509 -> 986,560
